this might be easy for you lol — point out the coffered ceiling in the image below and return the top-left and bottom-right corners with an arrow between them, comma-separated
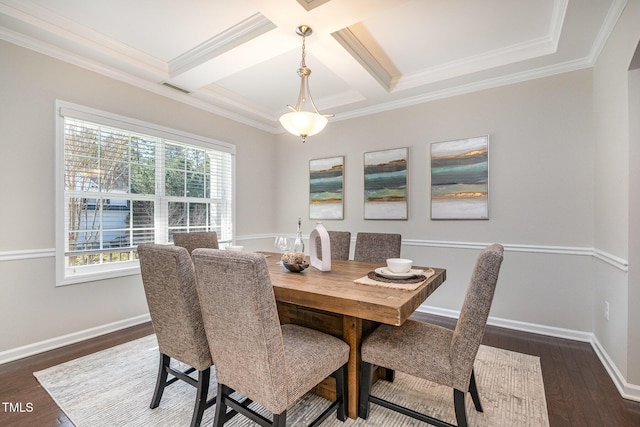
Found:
0,0 -> 627,133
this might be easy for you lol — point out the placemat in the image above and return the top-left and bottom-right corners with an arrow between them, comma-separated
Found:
354,268 -> 435,290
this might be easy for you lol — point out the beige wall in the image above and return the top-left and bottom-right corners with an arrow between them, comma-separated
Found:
0,40 -> 277,355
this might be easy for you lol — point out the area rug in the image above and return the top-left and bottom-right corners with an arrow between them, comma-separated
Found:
34,334 -> 549,426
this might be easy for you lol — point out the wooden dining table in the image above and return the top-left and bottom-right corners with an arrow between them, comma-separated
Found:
262,253 -> 447,419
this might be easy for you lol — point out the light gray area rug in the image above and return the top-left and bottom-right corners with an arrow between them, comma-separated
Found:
34,334 -> 549,426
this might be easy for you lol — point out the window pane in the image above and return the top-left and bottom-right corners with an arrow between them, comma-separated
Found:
133,229 -> 155,245
165,168 -> 185,196
189,203 -> 209,226
132,201 -> 154,228
187,172 -> 206,197
168,202 -> 186,226
131,164 -> 155,194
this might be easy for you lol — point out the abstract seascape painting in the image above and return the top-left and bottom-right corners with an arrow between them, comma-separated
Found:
364,148 -> 408,220
430,136 -> 489,220
309,156 -> 344,220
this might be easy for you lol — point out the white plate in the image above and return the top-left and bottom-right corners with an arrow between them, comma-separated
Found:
374,267 -> 424,279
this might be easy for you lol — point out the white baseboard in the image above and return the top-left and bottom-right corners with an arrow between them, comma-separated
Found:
591,335 -> 640,402
417,305 -> 592,342
0,313 -> 151,365
416,305 -> 640,402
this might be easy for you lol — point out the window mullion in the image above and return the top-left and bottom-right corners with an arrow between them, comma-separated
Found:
155,139 -> 167,244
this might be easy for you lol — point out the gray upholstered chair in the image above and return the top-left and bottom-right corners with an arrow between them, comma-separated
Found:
173,231 -> 218,255
353,232 -> 401,263
192,249 -> 350,427
137,244 -> 215,427
359,244 -> 504,427
315,230 -> 351,260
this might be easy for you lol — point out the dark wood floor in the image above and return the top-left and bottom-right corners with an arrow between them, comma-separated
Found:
1,314 -> 639,426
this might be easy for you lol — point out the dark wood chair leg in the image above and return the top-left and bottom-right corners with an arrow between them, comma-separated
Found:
189,368 -> 210,427
150,353 -> 170,409
335,365 -> 347,421
384,368 -> 395,382
453,389 -> 468,427
468,368 -> 483,412
272,411 -> 286,426
358,361 -> 374,419
213,383 -> 229,427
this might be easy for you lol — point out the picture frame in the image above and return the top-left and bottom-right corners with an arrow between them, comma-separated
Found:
430,135 -> 489,220
363,147 -> 408,220
309,156 -> 344,220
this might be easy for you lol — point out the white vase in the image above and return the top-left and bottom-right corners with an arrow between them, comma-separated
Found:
309,222 -> 331,271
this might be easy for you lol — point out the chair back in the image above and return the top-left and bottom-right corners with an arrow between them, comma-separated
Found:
354,232 -> 401,263
192,249 -> 288,414
173,231 -> 219,255
315,231 -> 351,260
450,243 -> 504,391
137,244 -> 212,371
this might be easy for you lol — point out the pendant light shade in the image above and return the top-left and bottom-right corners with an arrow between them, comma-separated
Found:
279,25 -> 333,143
279,111 -> 328,138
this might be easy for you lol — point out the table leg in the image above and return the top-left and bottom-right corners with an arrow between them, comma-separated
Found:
342,315 -> 362,419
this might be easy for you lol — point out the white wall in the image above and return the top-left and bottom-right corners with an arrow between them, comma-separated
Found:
593,0 -> 640,392
0,40 -> 277,357
629,65 -> 640,387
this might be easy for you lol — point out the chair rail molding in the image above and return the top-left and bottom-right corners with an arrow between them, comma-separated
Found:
1,240 -> 629,273
0,248 -> 55,262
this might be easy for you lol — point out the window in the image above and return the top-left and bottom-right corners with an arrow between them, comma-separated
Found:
56,101 -> 235,285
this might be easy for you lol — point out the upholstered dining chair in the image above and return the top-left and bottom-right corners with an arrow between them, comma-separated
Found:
173,231 -> 219,255
192,249 -> 350,427
137,244 -> 215,427
353,232 -> 401,263
315,230 -> 351,260
359,243 -> 504,427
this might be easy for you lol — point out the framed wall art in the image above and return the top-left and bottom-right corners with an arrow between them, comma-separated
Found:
430,135 -> 489,220
309,156 -> 344,220
363,147 -> 408,220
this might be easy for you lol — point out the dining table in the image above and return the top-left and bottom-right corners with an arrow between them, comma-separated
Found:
262,252 -> 447,419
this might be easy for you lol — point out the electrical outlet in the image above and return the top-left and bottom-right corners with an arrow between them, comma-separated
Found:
604,301 -> 610,321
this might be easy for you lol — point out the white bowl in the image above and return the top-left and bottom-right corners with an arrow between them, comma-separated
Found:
226,245 -> 244,251
386,258 -> 413,273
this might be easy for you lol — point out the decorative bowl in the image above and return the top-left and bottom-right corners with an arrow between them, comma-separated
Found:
282,260 -> 310,273
386,258 -> 413,273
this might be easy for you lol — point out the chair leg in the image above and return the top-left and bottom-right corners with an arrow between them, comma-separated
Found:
468,368 -> 483,412
272,412 -> 286,427
384,368 -> 396,382
189,368 -> 210,427
453,389 -> 468,427
335,364 -> 347,421
150,353 -> 170,409
358,361 -> 374,419
213,383 -> 229,427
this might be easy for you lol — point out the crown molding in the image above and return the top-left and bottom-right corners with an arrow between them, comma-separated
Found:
168,13 -> 276,78
333,55 -> 593,122
586,0 -> 628,65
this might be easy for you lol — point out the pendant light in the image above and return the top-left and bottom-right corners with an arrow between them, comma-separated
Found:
279,25 -> 333,143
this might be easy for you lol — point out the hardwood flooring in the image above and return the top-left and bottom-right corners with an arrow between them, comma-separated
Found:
1,315 -> 639,426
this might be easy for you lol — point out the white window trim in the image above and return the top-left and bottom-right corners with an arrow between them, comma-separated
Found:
55,100 -> 236,286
